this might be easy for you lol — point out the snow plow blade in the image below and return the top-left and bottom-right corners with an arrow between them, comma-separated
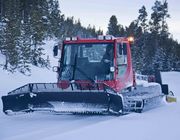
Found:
1,83 -> 123,115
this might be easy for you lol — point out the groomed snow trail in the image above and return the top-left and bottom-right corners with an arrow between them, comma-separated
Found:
0,72 -> 179,140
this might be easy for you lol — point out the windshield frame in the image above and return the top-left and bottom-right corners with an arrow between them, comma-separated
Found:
59,41 -> 115,81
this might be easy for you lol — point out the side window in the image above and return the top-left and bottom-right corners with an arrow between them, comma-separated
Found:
63,45 -> 71,65
117,43 -> 128,77
117,43 -> 127,65
123,43 -> 127,55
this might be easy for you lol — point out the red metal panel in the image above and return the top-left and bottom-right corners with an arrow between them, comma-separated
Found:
59,37 -> 134,93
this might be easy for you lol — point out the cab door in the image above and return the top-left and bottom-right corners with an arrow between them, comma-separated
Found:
115,42 -> 133,91
117,42 -> 128,78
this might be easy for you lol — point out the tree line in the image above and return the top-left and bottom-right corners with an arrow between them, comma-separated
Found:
0,0 -> 179,74
107,0 -> 180,74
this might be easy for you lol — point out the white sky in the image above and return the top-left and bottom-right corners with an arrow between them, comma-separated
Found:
59,0 -> 180,42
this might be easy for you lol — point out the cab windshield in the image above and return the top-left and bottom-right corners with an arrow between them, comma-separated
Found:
60,43 -> 114,81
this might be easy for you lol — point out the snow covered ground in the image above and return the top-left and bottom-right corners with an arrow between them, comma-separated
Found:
0,41 -> 179,140
0,71 -> 179,140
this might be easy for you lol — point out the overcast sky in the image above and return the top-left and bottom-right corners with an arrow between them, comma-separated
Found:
59,0 -> 180,42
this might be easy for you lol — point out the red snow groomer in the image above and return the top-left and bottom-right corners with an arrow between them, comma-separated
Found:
1,35 -> 170,115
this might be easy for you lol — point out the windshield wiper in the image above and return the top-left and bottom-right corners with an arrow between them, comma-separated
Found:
75,66 -> 95,83
71,54 -> 95,84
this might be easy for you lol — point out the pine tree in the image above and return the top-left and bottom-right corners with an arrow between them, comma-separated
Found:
47,0 -> 63,38
160,0 -> 170,37
149,0 -> 170,71
126,1 -> 179,73
97,28 -> 103,35
107,15 -> 120,36
138,6 -> 148,33
0,0 -> 63,74
149,0 -> 162,34
136,6 -> 149,72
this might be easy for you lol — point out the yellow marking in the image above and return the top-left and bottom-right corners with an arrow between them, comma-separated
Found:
166,95 -> 177,103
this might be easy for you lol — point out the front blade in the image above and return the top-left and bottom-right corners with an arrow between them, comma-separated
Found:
1,83 -> 123,115
2,91 -> 109,114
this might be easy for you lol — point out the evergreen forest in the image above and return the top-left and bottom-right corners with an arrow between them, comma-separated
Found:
0,0 -> 180,74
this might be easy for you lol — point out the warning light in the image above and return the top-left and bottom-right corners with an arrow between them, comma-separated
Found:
128,36 -> 134,43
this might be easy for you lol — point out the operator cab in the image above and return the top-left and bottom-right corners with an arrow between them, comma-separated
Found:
54,36 -> 134,91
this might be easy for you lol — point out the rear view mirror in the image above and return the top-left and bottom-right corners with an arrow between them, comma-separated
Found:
53,45 -> 58,57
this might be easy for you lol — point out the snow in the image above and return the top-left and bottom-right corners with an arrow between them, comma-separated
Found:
0,40 -> 58,94
0,41 -> 180,140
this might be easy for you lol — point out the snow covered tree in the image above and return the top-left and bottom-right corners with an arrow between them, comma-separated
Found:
126,1 -> 179,73
149,0 -> 170,71
0,0 -> 62,74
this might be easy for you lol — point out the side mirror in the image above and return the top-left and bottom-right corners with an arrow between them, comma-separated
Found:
53,45 -> 58,57
52,66 -> 60,72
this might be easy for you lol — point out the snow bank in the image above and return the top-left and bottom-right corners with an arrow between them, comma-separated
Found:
161,71 -> 180,98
